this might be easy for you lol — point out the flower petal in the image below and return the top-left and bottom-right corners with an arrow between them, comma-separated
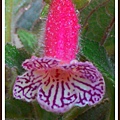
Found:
37,68 -> 77,113
69,62 -> 105,106
13,56 -> 105,113
22,56 -> 60,70
13,69 -> 46,102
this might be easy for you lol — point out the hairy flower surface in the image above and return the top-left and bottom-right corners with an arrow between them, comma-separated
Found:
44,0 -> 80,63
13,0 -> 105,113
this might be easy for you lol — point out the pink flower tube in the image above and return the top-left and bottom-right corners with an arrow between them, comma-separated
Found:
13,0 -> 105,113
44,0 -> 80,63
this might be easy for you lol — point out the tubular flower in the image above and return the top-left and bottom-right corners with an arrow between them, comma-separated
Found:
13,0 -> 105,113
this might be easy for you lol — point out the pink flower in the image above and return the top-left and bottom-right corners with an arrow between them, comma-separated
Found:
13,0 -> 105,113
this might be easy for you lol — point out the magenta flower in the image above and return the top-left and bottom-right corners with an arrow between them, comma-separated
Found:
13,0 -> 105,113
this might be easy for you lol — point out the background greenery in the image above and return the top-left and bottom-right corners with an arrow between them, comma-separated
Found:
5,0 -> 115,119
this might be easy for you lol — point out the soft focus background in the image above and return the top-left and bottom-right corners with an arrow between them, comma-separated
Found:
5,0 -> 115,119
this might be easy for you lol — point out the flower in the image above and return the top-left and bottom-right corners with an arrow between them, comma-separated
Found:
13,0 -> 105,113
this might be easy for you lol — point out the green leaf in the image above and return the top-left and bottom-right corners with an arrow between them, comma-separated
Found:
73,0 -> 91,10
104,25 -> 115,56
62,106 -> 89,120
5,66 -> 18,98
40,4 -> 49,19
5,99 -> 35,119
80,0 -> 114,43
32,102 -> 58,120
74,99 -> 110,120
17,29 -> 38,53
5,44 -> 30,73
5,99 -> 60,120
104,76 -> 115,120
106,0 -> 114,17
80,39 -> 114,82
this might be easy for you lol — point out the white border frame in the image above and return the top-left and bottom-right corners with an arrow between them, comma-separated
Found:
2,0 -> 5,119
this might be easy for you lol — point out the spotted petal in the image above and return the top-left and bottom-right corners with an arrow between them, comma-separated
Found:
13,57 -> 105,113
13,69 -> 46,102
37,68 -> 77,113
22,56 -> 60,70
71,62 -> 105,107
37,61 -> 105,113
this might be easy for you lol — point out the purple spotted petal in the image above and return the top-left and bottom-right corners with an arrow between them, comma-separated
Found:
22,56 -> 60,70
13,57 -> 105,113
70,62 -> 105,106
13,69 -> 46,102
37,68 -> 77,113
62,61 -> 104,82
37,61 -> 105,113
